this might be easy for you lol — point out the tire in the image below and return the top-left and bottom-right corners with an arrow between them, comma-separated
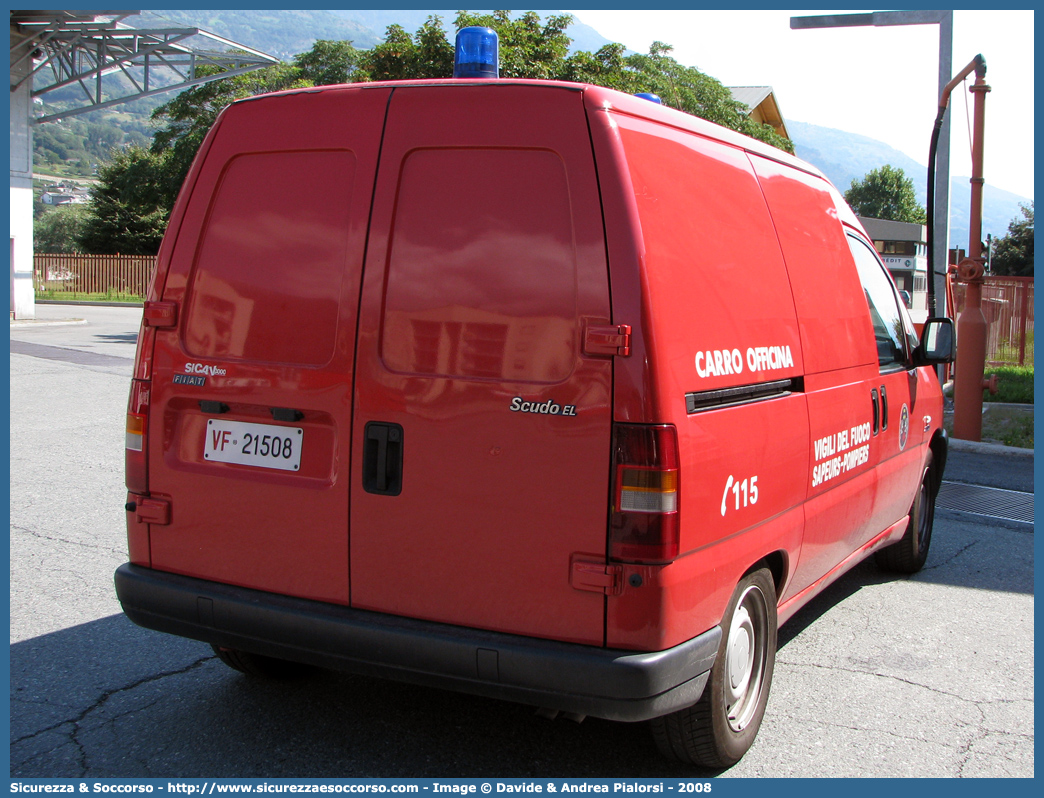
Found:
875,452 -> 936,574
651,568 -> 777,768
211,645 -> 312,679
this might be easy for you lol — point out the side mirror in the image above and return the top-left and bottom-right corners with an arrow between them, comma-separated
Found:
914,317 -> 955,365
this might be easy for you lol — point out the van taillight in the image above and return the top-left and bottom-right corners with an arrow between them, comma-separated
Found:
126,379 -> 150,494
609,424 -> 680,564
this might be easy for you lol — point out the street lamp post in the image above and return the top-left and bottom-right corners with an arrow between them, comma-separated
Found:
790,10 -> 954,321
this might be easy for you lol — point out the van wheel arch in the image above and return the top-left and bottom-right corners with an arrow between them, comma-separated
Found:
874,450 -> 937,574
754,551 -> 787,600
929,431 -> 948,494
650,567 -> 777,767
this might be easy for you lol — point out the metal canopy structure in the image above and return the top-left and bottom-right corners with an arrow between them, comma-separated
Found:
10,9 -> 280,123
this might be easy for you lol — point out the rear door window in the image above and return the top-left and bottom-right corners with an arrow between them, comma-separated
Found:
381,148 -> 576,383
184,150 -> 355,367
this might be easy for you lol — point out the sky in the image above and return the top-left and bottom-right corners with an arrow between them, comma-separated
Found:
567,9 -> 1035,201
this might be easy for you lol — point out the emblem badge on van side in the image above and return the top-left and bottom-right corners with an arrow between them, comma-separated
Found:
899,404 -> 910,451
184,362 -> 227,377
509,397 -> 577,416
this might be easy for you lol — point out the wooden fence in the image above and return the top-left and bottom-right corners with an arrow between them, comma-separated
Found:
34,253 -> 156,298
951,275 -> 1034,366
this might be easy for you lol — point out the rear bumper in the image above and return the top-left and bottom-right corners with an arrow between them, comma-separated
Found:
114,563 -> 720,722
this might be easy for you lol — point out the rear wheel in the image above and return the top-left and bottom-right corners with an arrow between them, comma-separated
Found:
875,453 -> 936,574
651,568 -> 777,768
211,645 -> 312,679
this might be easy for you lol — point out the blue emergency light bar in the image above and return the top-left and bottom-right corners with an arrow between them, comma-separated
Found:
635,93 -> 662,104
454,26 -> 499,79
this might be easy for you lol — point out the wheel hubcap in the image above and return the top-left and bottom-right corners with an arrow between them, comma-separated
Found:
724,585 -> 768,732
727,607 -> 754,699
915,468 -> 932,551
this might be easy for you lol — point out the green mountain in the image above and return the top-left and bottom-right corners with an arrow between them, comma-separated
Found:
789,120 -> 1027,245
132,10 -> 380,58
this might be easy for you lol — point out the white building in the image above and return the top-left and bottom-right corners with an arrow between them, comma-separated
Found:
858,216 -> 930,325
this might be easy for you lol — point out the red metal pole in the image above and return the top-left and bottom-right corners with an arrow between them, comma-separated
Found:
953,63 -> 992,440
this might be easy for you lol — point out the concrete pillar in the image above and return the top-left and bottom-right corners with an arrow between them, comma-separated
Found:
10,24 -> 37,319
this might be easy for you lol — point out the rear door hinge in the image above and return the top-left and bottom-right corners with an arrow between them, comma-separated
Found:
584,324 -> 632,357
131,497 -> 171,526
571,557 -> 623,595
143,301 -> 178,328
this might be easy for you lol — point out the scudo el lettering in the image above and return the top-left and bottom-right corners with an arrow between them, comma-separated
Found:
509,397 -> 576,416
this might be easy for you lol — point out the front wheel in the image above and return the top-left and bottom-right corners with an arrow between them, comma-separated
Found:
651,567 -> 777,768
875,452 -> 936,574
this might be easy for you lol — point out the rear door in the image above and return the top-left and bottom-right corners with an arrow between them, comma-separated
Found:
147,87 -> 390,603
349,85 -> 613,645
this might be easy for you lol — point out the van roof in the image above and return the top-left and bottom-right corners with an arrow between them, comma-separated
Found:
232,78 -> 826,182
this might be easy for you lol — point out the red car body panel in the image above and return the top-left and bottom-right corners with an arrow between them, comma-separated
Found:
118,79 -> 945,717
144,87 -> 391,603
348,85 -> 612,644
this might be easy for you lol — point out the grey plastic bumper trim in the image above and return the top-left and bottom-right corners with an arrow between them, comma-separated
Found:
114,563 -> 720,722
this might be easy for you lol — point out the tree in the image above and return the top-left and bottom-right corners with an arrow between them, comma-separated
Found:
454,10 -> 572,80
991,202 -> 1033,276
35,204 -> 88,253
293,39 -> 369,86
448,13 -> 793,152
365,17 -> 453,80
77,147 -> 171,255
844,165 -> 927,224
90,12 -> 798,254
148,12 -> 794,183
149,60 -> 308,210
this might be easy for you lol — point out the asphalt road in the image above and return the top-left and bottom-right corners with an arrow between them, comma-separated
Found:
9,304 -> 1035,779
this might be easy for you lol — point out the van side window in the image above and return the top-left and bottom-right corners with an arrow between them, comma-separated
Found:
848,235 -> 915,370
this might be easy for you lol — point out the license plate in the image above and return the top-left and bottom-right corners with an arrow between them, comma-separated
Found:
204,419 -> 303,472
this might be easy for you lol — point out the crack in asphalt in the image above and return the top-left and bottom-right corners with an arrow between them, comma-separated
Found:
10,523 -> 125,558
777,658 -> 1001,705
781,711 -> 964,751
11,656 -> 215,775
777,659 -> 1034,776
954,710 -> 991,778
920,539 -> 981,572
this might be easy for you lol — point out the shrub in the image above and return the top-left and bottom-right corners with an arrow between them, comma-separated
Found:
985,365 -> 1034,404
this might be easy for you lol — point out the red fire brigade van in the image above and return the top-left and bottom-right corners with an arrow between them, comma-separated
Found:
115,77 -> 955,767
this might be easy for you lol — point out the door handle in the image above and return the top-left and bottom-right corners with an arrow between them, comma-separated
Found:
879,384 -> 888,430
363,422 -> 404,496
871,389 -> 880,435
